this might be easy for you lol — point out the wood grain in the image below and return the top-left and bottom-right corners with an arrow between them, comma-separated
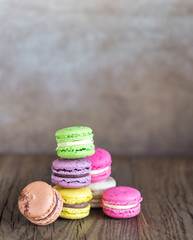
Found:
0,155 -> 192,240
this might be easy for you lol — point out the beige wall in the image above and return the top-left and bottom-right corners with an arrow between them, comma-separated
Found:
1,0 -> 193,156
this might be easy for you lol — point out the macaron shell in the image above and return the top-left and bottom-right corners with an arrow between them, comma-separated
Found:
52,158 -> 91,175
55,126 -> 93,142
86,148 -> 112,170
53,186 -> 92,204
102,186 -> 142,205
56,145 -> 95,159
89,177 -> 116,192
18,181 -> 55,219
91,167 -> 111,183
90,198 -> 102,208
51,173 -> 91,188
29,190 -> 63,225
102,203 -> 141,219
60,204 -> 90,219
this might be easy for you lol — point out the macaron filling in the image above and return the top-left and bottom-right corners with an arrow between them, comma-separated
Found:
53,173 -> 90,178
102,202 -> 138,210
90,166 -> 109,175
57,139 -> 94,147
63,202 -> 90,208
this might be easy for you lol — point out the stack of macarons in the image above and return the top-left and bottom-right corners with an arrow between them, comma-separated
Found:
51,126 -> 95,219
18,126 -> 143,225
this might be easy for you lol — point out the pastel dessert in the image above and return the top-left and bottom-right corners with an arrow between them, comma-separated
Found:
86,148 -> 112,182
102,186 -> 143,219
54,186 -> 92,219
89,176 -> 116,208
51,158 -> 91,188
55,126 -> 95,159
18,181 -> 63,225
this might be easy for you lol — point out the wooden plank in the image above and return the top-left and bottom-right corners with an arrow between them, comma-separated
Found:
0,155 -> 192,240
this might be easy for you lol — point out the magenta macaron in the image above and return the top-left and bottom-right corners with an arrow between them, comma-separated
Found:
51,158 -> 91,188
86,148 -> 112,183
101,186 -> 143,218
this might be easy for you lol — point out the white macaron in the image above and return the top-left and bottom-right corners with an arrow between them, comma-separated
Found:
88,176 -> 116,208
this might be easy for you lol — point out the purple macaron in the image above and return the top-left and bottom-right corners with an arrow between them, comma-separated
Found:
51,158 -> 91,188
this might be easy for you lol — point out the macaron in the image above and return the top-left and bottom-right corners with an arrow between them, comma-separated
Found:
89,176 -> 116,208
55,126 -> 95,159
51,158 -> 91,188
54,186 -> 92,219
18,181 -> 63,225
86,148 -> 112,182
101,186 -> 143,219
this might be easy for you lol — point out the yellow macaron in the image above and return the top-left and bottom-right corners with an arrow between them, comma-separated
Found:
54,186 -> 92,219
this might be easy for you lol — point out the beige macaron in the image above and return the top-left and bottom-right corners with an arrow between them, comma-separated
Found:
18,181 -> 63,225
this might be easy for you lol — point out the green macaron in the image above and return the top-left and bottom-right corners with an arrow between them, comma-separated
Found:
55,126 -> 95,159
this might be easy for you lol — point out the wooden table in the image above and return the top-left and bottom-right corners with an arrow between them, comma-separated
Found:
0,155 -> 192,240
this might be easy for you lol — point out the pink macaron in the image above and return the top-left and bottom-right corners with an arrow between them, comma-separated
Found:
101,186 -> 143,218
86,148 -> 112,183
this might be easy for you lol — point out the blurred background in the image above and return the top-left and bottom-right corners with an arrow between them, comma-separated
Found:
0,0 -> 193,156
